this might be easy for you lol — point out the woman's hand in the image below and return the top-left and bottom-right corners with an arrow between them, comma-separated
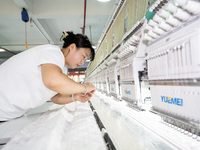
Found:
74,90 -> 95,103
84,82 -> 96,93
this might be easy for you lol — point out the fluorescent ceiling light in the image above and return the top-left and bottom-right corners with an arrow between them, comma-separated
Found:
97,0 -> 111,2
0,49 -> 5,52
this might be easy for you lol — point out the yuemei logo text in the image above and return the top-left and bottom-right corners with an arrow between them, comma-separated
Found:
161,96 -> 183,106
125,90 -> 131,95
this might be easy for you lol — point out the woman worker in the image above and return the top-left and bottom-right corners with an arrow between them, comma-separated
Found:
0,31 -> 96,121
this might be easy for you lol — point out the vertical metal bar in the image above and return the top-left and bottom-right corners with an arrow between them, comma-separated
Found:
83,0 -> 87,35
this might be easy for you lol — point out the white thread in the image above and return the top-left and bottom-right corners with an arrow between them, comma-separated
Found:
83,84 -> 88,95
72,94 -> 75,102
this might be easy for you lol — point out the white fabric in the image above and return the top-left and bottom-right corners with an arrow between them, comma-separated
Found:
2,102 -> 107,150
0,44 -> 65,121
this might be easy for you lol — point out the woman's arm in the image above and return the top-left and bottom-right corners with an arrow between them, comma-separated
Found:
51,93 -> 72,105
41,63 -> 95,95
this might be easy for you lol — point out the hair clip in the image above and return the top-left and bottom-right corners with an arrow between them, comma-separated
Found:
62,30 -> 68,39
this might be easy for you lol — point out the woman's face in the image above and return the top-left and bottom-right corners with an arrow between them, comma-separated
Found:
65,44 -> 91,69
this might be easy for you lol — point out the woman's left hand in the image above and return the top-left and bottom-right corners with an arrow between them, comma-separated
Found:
74,90 -> 95,103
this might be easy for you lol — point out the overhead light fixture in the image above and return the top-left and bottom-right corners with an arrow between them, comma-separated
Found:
97,0 -> 111,2
0,49 -> 5,52
92,45 -> 96,49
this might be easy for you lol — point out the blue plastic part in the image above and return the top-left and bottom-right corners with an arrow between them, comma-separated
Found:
21,8 -> 29,22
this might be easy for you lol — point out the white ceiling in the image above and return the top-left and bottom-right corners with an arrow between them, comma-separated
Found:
0,0 -> 119,53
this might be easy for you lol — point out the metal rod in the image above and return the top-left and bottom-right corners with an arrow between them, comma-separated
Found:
83,0 -> 87,35
0,46 -> 16,55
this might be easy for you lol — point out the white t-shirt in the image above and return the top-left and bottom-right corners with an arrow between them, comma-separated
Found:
0,44 -> 65,121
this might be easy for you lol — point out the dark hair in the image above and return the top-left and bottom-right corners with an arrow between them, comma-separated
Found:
61,31 -> 95,61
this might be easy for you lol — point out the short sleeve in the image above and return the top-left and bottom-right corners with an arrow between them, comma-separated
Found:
37,45 -> 65,70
